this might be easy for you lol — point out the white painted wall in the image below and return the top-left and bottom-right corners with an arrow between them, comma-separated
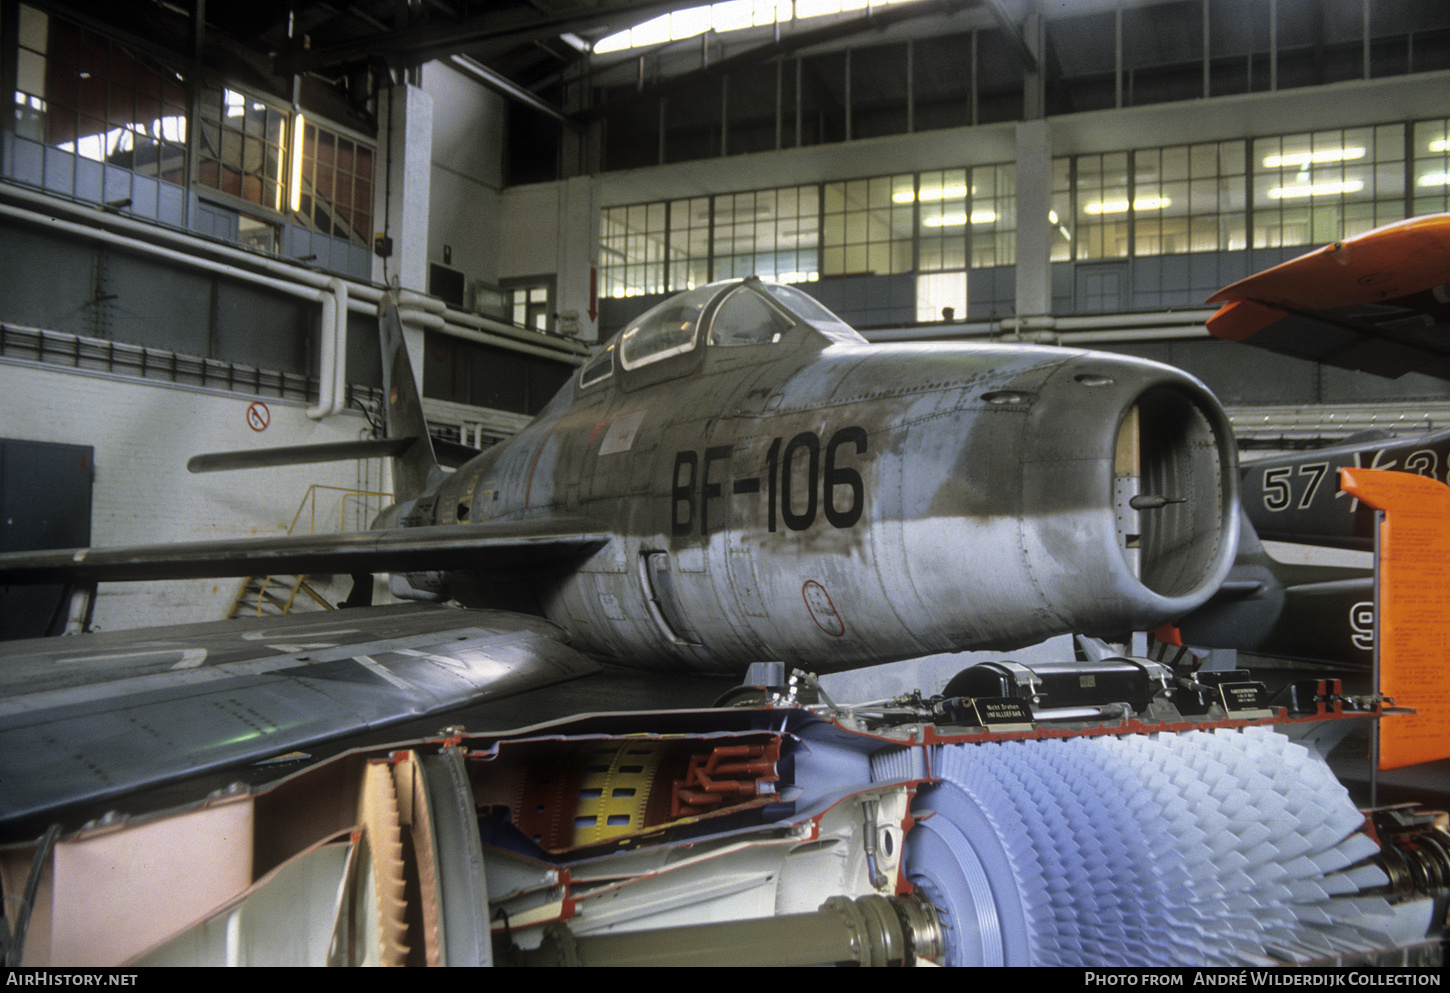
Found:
423,63 -> 506,286
497,176 -> 599,341
0,361 -> 386,631
375,83 -> 434,294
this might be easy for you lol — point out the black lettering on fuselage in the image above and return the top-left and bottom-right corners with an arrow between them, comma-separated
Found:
701,445 -> 733,534
824,425 -> 867,529
780,432 -> 819,532
671,427 -> 868,537
672,451 -> 697,537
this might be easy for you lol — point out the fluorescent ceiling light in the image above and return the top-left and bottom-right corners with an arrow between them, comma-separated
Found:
921,210 -> 997,227
1262,147 -> 1365,169
1267,179 -> 1364,199
1418,172 -> 1450,187
894,185 -> 970,204
289,114 -> 306,213
1083,197 -> 1171,215
1430,139 -> 1450,153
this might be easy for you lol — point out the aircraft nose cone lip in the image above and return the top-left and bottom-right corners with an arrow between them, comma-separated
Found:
1019,352 -> 1240,630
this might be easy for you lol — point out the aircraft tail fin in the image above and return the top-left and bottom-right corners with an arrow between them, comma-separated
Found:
378,293 -> 440,502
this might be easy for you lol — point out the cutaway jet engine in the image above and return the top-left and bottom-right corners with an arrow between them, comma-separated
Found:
4,661 -> 1444,968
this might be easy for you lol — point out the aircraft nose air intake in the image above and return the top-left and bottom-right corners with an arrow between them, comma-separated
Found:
1115,385 -> 1235,601
1017,356 -> 1238,640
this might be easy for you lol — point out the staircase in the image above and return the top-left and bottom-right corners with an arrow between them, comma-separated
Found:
226,483 -> 391,619
227,574 -> 333,618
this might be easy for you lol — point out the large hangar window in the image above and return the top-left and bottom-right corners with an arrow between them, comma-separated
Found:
602,114 -> 1449,327
600,186 -> 824,298
668,197 -> 711,292
196,89 -> 376,253
1252,126 -> 1405,248
716,187 -> 820,284
1133,143 -> 1247,256
588,1 -> 1450,173
600,201 -> 668,298
821,174 -> 914,277
12,6 -> 188,186
6,5 -> 374,279
1414,119 -> 1450,215
1068,143 -> 1247,261
598,166 -> 1014,323
293,122 -> 375,248
1057,129 -> 1419,261
196,87 -> 289,248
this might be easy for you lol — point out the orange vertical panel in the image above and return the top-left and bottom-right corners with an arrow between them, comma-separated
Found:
1339,467 -> 1450,770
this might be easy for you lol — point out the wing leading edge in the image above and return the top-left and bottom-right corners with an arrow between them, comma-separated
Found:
0,603 -> 600,832
0,515 -> 611,583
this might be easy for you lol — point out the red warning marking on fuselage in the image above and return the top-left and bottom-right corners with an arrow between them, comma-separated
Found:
803,580 -> 846,637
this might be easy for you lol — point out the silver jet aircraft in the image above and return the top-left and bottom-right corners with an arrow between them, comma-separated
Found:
385,277 -> 1239,671
0,277 -> 1240,827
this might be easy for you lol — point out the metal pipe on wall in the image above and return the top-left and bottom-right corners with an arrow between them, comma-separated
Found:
0,201 -> 353,420
0,190 -> 586,387
307,277 -> 350,420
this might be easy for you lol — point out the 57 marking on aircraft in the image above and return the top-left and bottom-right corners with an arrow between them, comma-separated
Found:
1261,463 -> 1331,511
672,426 -> 869,537
1259,448 -> 1442,513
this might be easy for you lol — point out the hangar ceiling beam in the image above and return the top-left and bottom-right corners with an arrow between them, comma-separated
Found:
448,54 -> 574,125
984,0 -> 1036,74
292,0 -> 690,73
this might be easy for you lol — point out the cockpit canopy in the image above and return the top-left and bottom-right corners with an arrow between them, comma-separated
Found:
581,278 -> 864,388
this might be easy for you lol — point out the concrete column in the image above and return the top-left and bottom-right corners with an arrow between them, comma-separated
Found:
373,81 -> 433,437
558,175 -> 599,342
1015,118 -> 1052,321
1022,9 -> 1046,122
375,82 -> 433,296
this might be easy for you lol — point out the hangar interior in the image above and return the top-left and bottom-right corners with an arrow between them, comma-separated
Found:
3,0 -> 1450,632
3,0 -> 1450,969
1,0 -> 1448,624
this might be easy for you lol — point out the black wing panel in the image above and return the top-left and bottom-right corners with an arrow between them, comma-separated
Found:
0,516 -> 611,583
1241,427 -> 1450,550
0,604 -> 599,831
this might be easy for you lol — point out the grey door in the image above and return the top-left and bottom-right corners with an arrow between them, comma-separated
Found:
1,439 -> 94,639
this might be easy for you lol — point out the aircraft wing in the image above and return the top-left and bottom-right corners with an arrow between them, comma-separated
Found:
0,603 -> 600,832
0,516 -> 611,583
1206,214 -> 1450,379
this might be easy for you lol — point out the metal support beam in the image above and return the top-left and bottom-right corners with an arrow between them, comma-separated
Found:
447,54 -> 573,125
984,0 -> 1038,74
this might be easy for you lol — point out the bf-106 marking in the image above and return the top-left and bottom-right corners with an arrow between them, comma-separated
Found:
672,426 -> 868,536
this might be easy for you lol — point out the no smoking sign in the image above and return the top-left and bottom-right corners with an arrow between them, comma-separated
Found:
246,401 -> 271,432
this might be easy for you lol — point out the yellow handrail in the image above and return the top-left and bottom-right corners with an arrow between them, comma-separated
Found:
230,484 -> 394,618
286,484 -> 394,536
